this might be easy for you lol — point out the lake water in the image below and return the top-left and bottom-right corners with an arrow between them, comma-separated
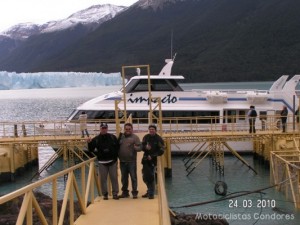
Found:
0,82 -> 299,224
0,82 -> 273,121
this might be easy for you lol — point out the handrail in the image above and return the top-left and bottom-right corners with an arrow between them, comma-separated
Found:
1,114 -> 298,140
157,156 -> 171,225
0,157 -> 101,225
270,150 -> 300,208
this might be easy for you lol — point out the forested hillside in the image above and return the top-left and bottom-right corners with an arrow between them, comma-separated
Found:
1,0 -> 300,82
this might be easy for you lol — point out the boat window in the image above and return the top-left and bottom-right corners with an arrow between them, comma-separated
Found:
128,110 -> 149,124
166,79 -> 183,91
67,109 -> 76,120
151,79 -> 181,91
223,110 -> 236,123
87,111 -> 107,119
124,78 -> 183,93
70,110 -> 85,120
161,111 -> 219,123
124,79 -> 139,93
162,111 -> 174,117
135,111 -> 148,118
259,111 -> 267,120
193,111 -> 219,123
223,110 -> 247,123
71,110 -> 221,124
238,111 -> 246,120
70,110 -> 116,121
134,79 -> 149,92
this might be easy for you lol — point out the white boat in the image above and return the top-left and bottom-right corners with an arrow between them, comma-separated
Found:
65,56 -> 300,136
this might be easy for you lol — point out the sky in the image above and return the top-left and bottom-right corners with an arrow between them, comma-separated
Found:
0,0 -> 138,32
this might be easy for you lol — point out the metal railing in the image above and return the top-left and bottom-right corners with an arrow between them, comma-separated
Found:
0,114 -> 299,141
0,157 -> 100,225
0,119 -> 105,138
157,156 -> 171,225
0,156 -> 172,225
270,148 -> 300,209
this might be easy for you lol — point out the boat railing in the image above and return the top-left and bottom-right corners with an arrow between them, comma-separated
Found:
0,157 -> 100,225
0,119 -> 113,138
191,89 -> 270,95
133,114 -> 297,134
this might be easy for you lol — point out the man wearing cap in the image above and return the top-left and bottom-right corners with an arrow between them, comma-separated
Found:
248,105 -> 257,133
141,124 -> 164,199
118,123 -> 141,199
88,122 -> 119,200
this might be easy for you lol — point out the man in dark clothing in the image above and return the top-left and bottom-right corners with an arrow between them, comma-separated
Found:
280,106 -> 288,132
88,122 -> 119,200
248,105 -> 257,133
141,124 -> 164,199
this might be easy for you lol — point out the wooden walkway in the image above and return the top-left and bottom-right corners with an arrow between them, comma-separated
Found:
74,152 -> 161,225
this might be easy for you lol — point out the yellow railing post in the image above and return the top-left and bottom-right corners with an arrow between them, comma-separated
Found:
157,157 -> 171,225
164,138 -> 172,177
0,158 -> 100,225
52,179 -> 58,225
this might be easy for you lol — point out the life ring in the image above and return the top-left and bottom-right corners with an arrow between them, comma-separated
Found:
214,181 -> 228,196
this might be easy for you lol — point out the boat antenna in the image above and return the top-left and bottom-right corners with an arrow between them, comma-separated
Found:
170,29 -> 177,61
170,29 -> 173,58
173,52 -> 177,61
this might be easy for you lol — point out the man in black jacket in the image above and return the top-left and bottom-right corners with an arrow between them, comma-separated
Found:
280,106 -> 288,132
141,124 -> 164,199
88,122 -> 119,200
248,105 -> 257,133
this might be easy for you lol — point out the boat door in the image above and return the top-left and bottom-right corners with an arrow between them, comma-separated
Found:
223,109 -> 246,124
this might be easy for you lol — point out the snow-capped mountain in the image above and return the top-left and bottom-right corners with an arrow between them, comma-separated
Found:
42,4 -> 125,33
1,4 -> 126,40
1,23 -> 41,39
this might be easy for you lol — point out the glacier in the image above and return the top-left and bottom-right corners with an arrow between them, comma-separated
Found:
0,71 -> 122,90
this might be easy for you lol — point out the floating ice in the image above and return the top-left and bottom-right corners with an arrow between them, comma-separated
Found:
0,71 -> 122,90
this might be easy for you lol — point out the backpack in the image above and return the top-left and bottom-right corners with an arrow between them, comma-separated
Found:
250,110 -> 257,117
